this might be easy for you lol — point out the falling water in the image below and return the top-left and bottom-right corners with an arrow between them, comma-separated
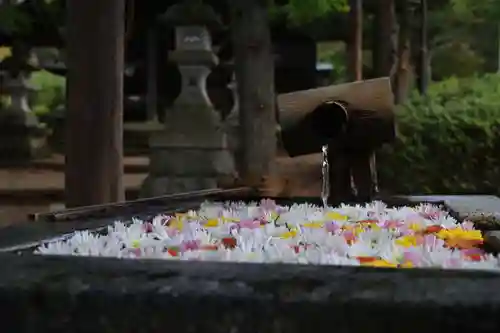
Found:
321,145 -> 330,208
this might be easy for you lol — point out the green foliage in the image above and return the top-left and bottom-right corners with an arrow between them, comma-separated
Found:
431,42 -> 484,80
0,3 -> 32,35
378,74 -> 500,195
29,70 -> 65,116
429,0 -> 500,74
317,42 -> 347,83
0,0 -> 61,36
450,0 -> 500,23
269,0 -> 348,25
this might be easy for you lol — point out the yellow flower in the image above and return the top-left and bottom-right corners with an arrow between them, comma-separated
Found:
364,223 -> 381,231
362,260 -> 398,268
205,219 -> 219,227
395,235 -> 417,247
280,229 -> 298,239
326,212 -> 348,221
409,223 -> 423,232
303,221 -> 324,229
131,240 -> 141,248
169,218 -> 184,231
399,262 -> 414,268
353,226 -> 364,236
436,229 -> 483,241
221,217 -> 239,223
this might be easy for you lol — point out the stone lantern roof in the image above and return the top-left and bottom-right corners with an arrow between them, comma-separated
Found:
159,0 -> 223,31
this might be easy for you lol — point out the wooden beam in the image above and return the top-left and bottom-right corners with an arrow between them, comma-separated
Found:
65,0 -> 125,207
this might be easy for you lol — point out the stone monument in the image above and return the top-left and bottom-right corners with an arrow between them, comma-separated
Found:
140,0 -> 235,196
0,43 -> 49,164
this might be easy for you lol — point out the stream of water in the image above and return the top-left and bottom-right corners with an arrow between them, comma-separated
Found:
321,145 -> 330,207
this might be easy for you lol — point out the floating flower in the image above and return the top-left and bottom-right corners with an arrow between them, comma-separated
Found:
325,212 -> 348,221
303,221 -> 324,229
280,229 -> 298,239
204,219 -> 219,227
396,235 -> 418,248
363,259 -> 398,268
33,201 -> 500,271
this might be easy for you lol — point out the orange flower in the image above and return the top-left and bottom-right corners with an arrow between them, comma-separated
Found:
167,248 -> 178,257
425,225 -> 443,234
358,219 -> 378,224
222,237 -> 237,249
356,256 -> 379,264
200,244 -> 218,251
445,238 -> 483,249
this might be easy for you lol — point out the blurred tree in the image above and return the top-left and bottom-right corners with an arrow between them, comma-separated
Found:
428,0 -> 500,75
347,0 -> 362,80
230,0 -> 350,186
269,0 -> 349,25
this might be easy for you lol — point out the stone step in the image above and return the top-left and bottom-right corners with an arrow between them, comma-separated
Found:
24,154 -> 149,173
0,169 -> 145,205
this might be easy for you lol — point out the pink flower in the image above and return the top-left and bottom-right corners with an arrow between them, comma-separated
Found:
239,219 -> 261,229
325,221 -> 340,233
421,212 -> 440,220
423,234 -> 438,247
260,199 -> 277,211
381,219 -> 403,229
229,223 -> 240,233
143,223 -> 154,233
180,239 -> 201,252
446,257 -> 462,268
402,251 -> 422,265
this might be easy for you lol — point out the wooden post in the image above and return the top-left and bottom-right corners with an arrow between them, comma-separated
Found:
65,0 -> 125,207
347,0 -> 363,81
231,0 -> 276,188
146,25 -> 158,123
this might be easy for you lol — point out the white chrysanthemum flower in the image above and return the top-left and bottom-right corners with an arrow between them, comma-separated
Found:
33,200 -> 500,271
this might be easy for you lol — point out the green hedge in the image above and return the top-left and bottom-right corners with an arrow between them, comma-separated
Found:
377,74 -> 500,195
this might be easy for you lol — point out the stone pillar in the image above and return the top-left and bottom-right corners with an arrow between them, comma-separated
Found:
224,69 -> 240,162
141,2 -> 235,196
0,49 -> 49,164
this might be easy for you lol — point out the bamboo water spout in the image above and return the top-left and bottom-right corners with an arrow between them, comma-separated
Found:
277,77 -> 396,204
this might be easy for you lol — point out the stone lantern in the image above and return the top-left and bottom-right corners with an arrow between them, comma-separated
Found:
141,0 -> 235,196
0,43 -> 49,164
223,62 -> 241,168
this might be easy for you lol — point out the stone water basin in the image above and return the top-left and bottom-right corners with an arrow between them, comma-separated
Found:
0,189 -> 500,332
